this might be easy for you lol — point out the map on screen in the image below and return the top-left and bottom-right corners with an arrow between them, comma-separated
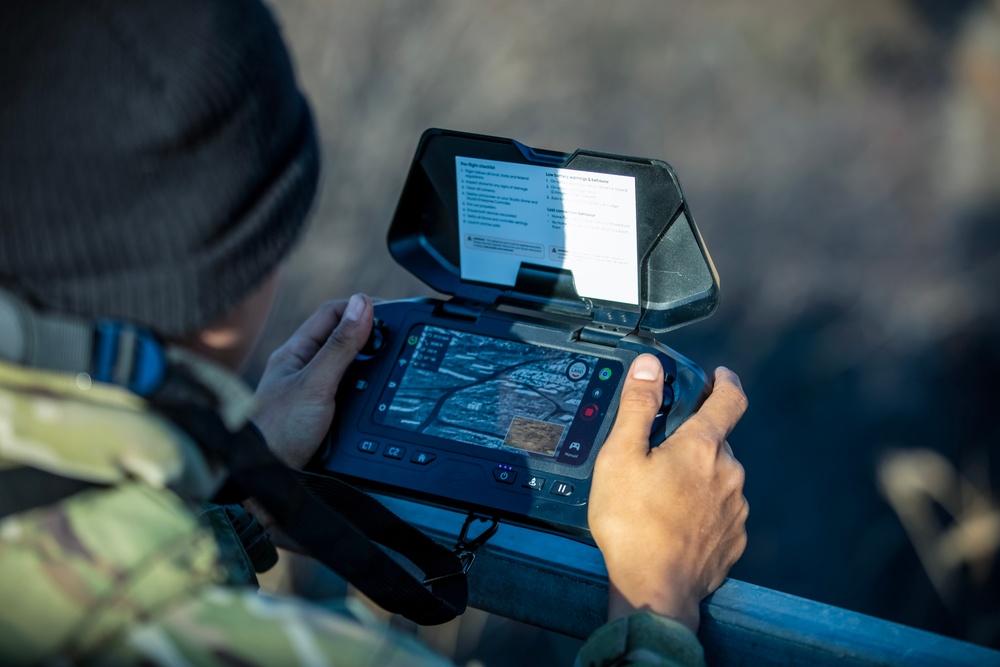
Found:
374,326 -> 604,457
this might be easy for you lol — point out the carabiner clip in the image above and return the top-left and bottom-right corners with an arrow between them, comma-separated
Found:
421,513 -> 499,587
454,513 -> 499,556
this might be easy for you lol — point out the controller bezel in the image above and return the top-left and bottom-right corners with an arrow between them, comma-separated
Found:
317,299 -> 710,538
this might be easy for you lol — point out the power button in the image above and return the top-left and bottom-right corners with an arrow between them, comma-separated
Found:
492,465 -> 517,484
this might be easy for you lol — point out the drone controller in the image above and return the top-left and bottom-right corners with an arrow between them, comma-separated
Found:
313,129 -> 719,539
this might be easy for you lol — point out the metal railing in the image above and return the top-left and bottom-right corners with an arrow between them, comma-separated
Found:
377,496 -> 1000,666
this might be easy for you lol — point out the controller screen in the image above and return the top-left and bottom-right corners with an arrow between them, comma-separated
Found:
373,325 -> 621,464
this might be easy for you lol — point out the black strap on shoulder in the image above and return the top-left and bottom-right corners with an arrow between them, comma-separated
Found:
0,467 -> 102,521
159,403 -> 468,625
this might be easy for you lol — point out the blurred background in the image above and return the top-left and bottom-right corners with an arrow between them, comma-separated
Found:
254,0 -> 1000,663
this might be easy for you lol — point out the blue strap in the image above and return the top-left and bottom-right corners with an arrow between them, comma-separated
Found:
0,288 -> 167,397
92,320 -> 168,396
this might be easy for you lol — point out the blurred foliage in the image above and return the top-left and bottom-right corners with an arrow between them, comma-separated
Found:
255,0 -> 1000,661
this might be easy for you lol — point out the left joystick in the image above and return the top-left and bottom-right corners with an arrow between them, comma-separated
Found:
357,318 -> 387,360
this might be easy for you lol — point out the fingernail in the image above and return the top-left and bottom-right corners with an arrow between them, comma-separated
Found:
344,294 -> 366,322
631,355 -> 661,381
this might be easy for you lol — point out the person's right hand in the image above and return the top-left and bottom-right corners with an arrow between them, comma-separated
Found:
588,355 -> 749,634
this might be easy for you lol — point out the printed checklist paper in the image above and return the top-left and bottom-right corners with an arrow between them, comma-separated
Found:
456,157 -> 638,304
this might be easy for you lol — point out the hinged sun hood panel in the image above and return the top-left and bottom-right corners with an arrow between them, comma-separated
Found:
388,129 -> 719,338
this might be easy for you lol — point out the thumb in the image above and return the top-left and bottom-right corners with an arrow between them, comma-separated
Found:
306,293 -> 373,391
604,354 -> 664,457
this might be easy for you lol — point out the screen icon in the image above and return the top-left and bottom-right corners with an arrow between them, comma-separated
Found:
566,360 -> 588,381
598,367 -> 612,381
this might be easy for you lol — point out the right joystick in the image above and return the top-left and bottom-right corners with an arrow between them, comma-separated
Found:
661,373 -> 675,411
649,366 -> 677,446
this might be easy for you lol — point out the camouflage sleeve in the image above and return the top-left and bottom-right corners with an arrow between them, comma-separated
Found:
575,612 -> 706,667
98,588 -> 456,667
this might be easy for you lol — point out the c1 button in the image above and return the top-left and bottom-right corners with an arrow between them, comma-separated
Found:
550,481 -> 573,496
357,440 -> 379,454
492,466 -> 517,484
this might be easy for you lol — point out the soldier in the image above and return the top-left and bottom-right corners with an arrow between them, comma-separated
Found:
0,1 -> 748,665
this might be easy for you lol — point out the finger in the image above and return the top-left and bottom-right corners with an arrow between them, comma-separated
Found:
676,366 -> 748,445
305,293 -> 373,388
269,299 -> 350,372
603,354 -> 664,457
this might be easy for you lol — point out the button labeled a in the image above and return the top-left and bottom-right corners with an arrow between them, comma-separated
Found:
410,451 -> 436,465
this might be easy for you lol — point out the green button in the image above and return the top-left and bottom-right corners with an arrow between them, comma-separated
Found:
598,368 -> 612,381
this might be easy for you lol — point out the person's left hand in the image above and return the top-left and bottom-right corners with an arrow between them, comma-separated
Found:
251,294 -> 374,469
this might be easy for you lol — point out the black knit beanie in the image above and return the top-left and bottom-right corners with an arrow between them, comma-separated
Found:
0,0 -> 319,337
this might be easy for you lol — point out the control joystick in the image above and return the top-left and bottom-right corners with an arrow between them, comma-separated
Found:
649,355 -> 678,447
357,318 -> 387,360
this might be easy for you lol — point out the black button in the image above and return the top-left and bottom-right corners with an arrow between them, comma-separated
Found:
354,379 -> 369,392
523,475 -> 546,491
492,466 -> 517,484
383,445 -> 406,460
357,439 -> 379,454
410,451 -> 436,465
550,481 -> 573,496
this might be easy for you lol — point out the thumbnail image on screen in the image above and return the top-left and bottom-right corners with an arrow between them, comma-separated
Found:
374,326 -> 602,457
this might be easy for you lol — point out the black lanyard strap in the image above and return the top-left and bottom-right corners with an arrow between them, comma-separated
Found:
159,403 -> 468,625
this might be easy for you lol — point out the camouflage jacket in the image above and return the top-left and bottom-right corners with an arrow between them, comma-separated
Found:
0,359 -> 705,666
